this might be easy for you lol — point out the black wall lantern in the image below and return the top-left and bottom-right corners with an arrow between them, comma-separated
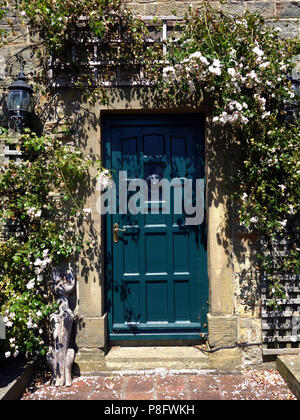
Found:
7,67 -> 34,132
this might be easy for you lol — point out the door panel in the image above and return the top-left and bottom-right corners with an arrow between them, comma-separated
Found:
104,114 -> 208,340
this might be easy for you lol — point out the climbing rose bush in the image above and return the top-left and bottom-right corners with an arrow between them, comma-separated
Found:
0,131 -> 94,358
146,3 -> 300,306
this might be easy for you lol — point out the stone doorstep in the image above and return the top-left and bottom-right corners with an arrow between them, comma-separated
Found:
276,355 -> 300,400
104,346 -> 210,371
77,346 -> 246,374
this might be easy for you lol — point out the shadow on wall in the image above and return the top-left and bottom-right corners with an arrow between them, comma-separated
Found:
206,119 -> 261,316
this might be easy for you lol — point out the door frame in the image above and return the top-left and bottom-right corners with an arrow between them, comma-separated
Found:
102,112 -> 208,342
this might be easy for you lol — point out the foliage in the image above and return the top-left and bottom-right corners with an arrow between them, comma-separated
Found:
146,3 -> 300,307
0,1 -> 15,47
0,130 -> 92,358
15,0 -> 150,104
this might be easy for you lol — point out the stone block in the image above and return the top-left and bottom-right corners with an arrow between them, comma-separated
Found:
209,347 -> 242,371
207,313 -> 238,348
276,2 -> 300,19
74,347 -> 106,374
239,317 -> 262,343
220,2 -> 246,16
76,313 -> 107,349
247,2 -> 275,19
267,19 -> 299,39
155,1 -> 179,16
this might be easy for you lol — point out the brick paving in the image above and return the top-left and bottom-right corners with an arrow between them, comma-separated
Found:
21,368 -> 297,400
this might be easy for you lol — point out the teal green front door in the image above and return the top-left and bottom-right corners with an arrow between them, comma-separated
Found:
103,114 -> 208,341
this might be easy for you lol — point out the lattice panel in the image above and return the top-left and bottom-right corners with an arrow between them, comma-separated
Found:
1,144 -> 26,238
262,274 -> 300,355
48,16 -> 180,87
4,144 -> 25,164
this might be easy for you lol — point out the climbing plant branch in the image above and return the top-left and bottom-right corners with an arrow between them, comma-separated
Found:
145,2 -> 300,308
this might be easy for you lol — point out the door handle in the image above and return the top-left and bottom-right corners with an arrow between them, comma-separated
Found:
113,223 -> 127,243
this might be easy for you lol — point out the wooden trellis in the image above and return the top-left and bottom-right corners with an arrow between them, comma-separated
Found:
48,16 -> 179,88
4,143 -> 24,164
261,236 -> 300,356
1,143 -> 26,238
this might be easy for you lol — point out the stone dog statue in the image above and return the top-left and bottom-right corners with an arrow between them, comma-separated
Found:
46,266 -> 76,387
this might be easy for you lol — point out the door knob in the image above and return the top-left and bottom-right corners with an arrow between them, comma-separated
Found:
113,223 -> 126,243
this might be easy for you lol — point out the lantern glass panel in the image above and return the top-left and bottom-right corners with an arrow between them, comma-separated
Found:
27,94 -> 34,113
20,90 -> 30,111
7,90 -> 33,113
7,90 -> 22,111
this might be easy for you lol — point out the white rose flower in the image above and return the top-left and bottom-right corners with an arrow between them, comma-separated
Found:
4,316 -> 13,327
278,184 -> 286,192
26,318 -> 34,329
259,61 -> 270,69
208,65 -> 221,76
42,249 -> 49,257
34,258 -> 43,266
189,51 -> 202,59
188,80 -> 195,92
227,68 -> 236,77
235,102 -> 243,111
248,70 -> 258,80
162,66 -> 176,80
199,56 -> 209,66
98,170 -> 113,189
288,204 -> 295,215
262,111 -> 270,119
252,46 -> 264,57
26,279 -> 35,290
